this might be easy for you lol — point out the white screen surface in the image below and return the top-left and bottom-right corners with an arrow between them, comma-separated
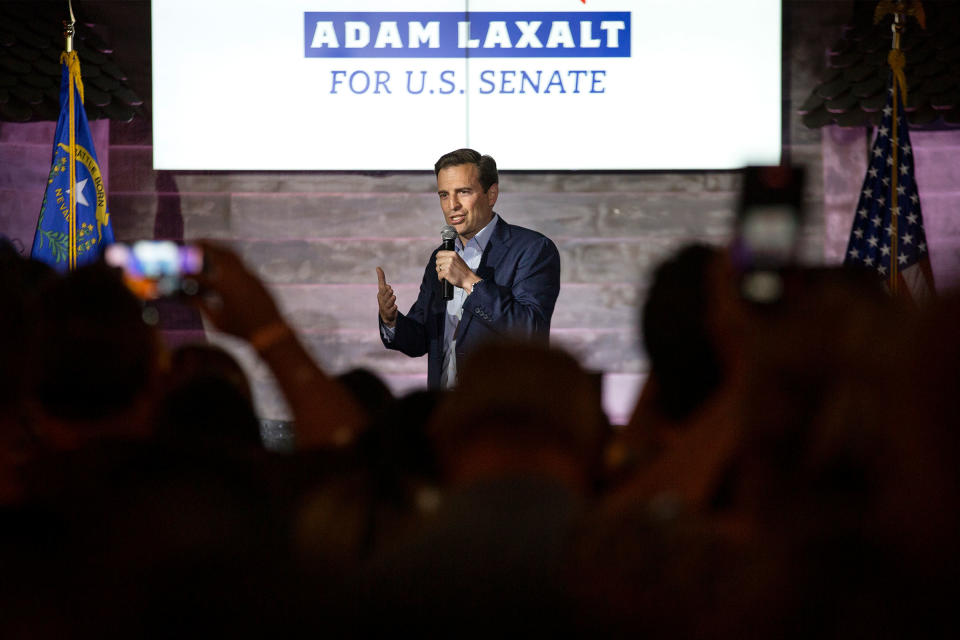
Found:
152,0 -> 781,170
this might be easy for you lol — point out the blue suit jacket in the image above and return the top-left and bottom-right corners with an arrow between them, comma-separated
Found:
382,216 -> 561,389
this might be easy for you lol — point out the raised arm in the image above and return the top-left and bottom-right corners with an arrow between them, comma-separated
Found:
194,241 -> 367,449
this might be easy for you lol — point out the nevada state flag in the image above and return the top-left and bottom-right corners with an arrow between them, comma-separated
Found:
32,50 -> 114,271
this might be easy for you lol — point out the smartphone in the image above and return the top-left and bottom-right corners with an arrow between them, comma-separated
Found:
105,241 -> 204,300
732,165 -> 805,303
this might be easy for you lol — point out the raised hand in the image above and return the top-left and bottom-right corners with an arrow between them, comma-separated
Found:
194,241 -> 283,341
192,241 -> 366,448
376,266 -> 398,327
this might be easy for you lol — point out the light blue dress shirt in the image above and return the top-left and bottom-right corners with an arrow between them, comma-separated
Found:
440,214 -> 498,388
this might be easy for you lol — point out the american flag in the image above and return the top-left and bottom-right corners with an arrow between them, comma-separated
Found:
843,76 -> 935,305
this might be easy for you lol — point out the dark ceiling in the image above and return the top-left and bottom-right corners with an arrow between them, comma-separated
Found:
0,0 -> 149,122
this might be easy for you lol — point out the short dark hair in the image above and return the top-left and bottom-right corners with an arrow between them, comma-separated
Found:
642,243 -> 723,422
29,263 -> 159,421
434,148 -> 498,192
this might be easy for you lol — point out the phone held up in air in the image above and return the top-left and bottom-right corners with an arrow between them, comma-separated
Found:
731,165 -> 806,304
105,240 -> 204,300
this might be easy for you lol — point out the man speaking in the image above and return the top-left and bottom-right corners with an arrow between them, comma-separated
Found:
376,148 -> 561,389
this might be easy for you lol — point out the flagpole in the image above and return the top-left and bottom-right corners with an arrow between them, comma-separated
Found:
887,11 -> 903,294
64,0 -> 78,269
875,1 -> 926,294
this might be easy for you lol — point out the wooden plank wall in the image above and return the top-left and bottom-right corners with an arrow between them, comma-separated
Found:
824,126 -> 960,280
106,161 -> 756,421
0,120 -> 110,255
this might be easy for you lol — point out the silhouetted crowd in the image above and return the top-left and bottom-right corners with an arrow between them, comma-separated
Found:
1,238 -> 958,638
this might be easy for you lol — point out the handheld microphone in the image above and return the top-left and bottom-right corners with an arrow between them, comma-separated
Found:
440,225 -> 457,300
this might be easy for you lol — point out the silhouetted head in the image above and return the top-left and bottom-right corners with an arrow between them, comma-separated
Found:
154,343 -> 261,448
336,367 -> 394,420
0,242 -> 55,418
431,341 -> 608,492
642,243 -> 725,422
25,262 -> 161,447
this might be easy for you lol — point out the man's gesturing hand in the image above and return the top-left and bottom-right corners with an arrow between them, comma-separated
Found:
435,250 -> 481,290
376,266 -> 398,327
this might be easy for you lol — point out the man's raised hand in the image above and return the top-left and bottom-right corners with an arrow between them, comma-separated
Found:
376,266 -> 398,327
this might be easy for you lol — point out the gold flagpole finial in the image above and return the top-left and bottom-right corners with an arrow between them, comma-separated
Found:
875,1 -> 925,105
874,1 -> 927,48
64,0 -> 76,52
